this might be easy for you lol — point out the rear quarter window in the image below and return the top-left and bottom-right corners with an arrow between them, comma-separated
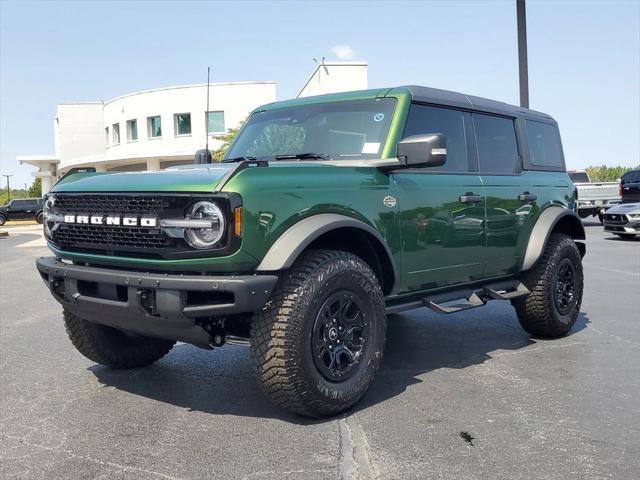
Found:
525,120 -> 564,168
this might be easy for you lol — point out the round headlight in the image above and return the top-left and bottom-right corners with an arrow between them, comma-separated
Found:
184,201 -> 225,249
43,195 -> 55,237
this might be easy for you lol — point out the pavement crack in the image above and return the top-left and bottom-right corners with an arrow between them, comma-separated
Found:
338,414 -> 378,480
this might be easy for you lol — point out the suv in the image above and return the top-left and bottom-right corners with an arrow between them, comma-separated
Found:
620,169 -> 640,204
37,87 -> 585,418
0,198 -> 44,225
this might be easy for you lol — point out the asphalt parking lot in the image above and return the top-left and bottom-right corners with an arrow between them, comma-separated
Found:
1,222 -> 639,480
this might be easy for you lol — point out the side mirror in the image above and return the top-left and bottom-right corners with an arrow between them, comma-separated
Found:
397,133 -> 447,167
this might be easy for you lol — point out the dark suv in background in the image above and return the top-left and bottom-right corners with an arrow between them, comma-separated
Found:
620,169 -> 640,204
0,198 -> 44,225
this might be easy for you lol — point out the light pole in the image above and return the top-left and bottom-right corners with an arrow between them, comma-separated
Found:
517,0 -> 529,108
3,174 -> 13,201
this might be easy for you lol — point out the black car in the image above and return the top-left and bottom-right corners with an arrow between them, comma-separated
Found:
620,169 -> 640,204
0,198 -> 44,225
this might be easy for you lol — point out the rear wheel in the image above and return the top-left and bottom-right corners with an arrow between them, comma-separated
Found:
63,310 -> 175,369
251,250 -> 386,418
35,212 -> 43,224
513,233 -> 583,338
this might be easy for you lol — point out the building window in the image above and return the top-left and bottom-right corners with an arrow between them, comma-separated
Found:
174,113 -> 192,136
105,126 -> 109,146
147,116 -> 162,138
126,119 -> 138,142
112,123 -> 120,145
206,111 -> 225,134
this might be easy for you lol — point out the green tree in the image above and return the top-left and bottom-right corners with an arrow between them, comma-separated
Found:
584,165 -> 640,182
211,125 -> 242,162
27,177 -> 42,197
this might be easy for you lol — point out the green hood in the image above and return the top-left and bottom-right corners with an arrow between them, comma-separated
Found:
51,165 -> 236,193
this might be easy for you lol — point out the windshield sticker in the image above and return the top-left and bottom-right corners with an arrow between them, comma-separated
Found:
373,113 -> 385,122
362,142 -> 380,154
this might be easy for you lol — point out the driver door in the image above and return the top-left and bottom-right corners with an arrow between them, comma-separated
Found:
394,104 -> 486,293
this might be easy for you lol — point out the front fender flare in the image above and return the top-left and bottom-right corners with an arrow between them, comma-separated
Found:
522,206 -> 586,271
256,213 -> 395,274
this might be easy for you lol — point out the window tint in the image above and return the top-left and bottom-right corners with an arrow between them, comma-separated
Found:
621,171 -> 638,183
402,104 -> 468,172
473,114 -> 519,174
525,120 -> 563,168
568,171 -> 590,183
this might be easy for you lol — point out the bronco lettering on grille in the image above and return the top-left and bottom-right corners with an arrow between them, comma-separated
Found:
62,215 -> 157,227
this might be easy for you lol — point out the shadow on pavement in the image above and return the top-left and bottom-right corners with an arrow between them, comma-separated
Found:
90,309 -> 590,423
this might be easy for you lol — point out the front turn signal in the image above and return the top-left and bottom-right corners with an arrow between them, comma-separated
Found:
234,207 -> 243,237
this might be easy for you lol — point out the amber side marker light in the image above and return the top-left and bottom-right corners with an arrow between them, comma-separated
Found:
234,207 -> 243,236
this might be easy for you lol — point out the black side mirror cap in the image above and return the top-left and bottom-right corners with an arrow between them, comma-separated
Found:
397,133 -> 447,168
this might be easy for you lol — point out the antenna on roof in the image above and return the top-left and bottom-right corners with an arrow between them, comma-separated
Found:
194,66 -> 213,164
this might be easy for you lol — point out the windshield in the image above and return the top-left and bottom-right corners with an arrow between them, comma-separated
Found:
226,98 -> 396,160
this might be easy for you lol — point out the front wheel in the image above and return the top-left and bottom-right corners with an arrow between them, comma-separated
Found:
513,233 -> 583,338
63,310 -> 175,369
36,212 -> 43,224
0,213 -> 6,226
251,250 -> 386,418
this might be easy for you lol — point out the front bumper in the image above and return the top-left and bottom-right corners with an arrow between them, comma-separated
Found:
36,257 -> 278,347
603,215 -> 640,235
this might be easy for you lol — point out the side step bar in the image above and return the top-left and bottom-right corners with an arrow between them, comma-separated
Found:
386,280 -> 530,315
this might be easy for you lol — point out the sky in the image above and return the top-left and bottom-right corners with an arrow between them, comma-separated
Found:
1,0 -> 639,188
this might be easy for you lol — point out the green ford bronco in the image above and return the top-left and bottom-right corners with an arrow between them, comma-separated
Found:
37,86 -> 585,418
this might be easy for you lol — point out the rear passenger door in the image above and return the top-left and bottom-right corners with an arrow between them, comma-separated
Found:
473,113 -> 534,277
394,104 -> 486,292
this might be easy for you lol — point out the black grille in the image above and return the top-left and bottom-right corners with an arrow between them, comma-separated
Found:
604,214 -> 628,225
53,224 -> 172,250
46,193 -> 239,259
53,194 -> 165,216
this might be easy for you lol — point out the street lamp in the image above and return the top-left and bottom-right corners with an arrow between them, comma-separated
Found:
517,0 -> 529,108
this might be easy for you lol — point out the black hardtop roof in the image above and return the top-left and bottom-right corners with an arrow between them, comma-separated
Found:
402,85 -> 554,121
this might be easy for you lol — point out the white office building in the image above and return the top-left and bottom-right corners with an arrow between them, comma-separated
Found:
19,61 -> 368,194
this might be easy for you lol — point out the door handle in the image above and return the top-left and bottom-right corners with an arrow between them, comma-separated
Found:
459,193 -> 483,204
518,192 -> 537,202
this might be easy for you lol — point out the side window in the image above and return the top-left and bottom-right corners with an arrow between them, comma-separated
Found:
402,104 -> 469,172
473,114 -> 519,174
525,120 -> 564,168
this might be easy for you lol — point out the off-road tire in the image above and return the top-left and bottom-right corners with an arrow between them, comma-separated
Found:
35,212 -> 43,224
250,250 -> 386,418
0,213 -> 6,226
513,233 -> 583,338
597,212 -> 604,224
615,233 -> 636,240
63,309 -> 175,369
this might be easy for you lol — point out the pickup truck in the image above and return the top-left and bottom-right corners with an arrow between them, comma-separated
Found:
568,171 -> 620,222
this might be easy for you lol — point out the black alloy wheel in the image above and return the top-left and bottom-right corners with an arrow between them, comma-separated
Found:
312,290 -> 369,382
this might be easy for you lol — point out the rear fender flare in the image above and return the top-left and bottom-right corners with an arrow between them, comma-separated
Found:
522,205 -> 586,271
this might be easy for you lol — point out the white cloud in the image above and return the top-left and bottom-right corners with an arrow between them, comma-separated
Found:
331,45 -> 356,60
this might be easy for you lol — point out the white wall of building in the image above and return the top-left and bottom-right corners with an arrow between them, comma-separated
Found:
99,82 -> 276,170
298,61 -> 368,98
55,103 -> 105,167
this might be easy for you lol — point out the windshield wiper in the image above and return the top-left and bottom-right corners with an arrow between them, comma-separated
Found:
273,153 -> 332,161
222,156 -> 257,163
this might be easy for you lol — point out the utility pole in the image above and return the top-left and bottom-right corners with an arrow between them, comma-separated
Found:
3,174 -> 13,201
517,0 -> 529,108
